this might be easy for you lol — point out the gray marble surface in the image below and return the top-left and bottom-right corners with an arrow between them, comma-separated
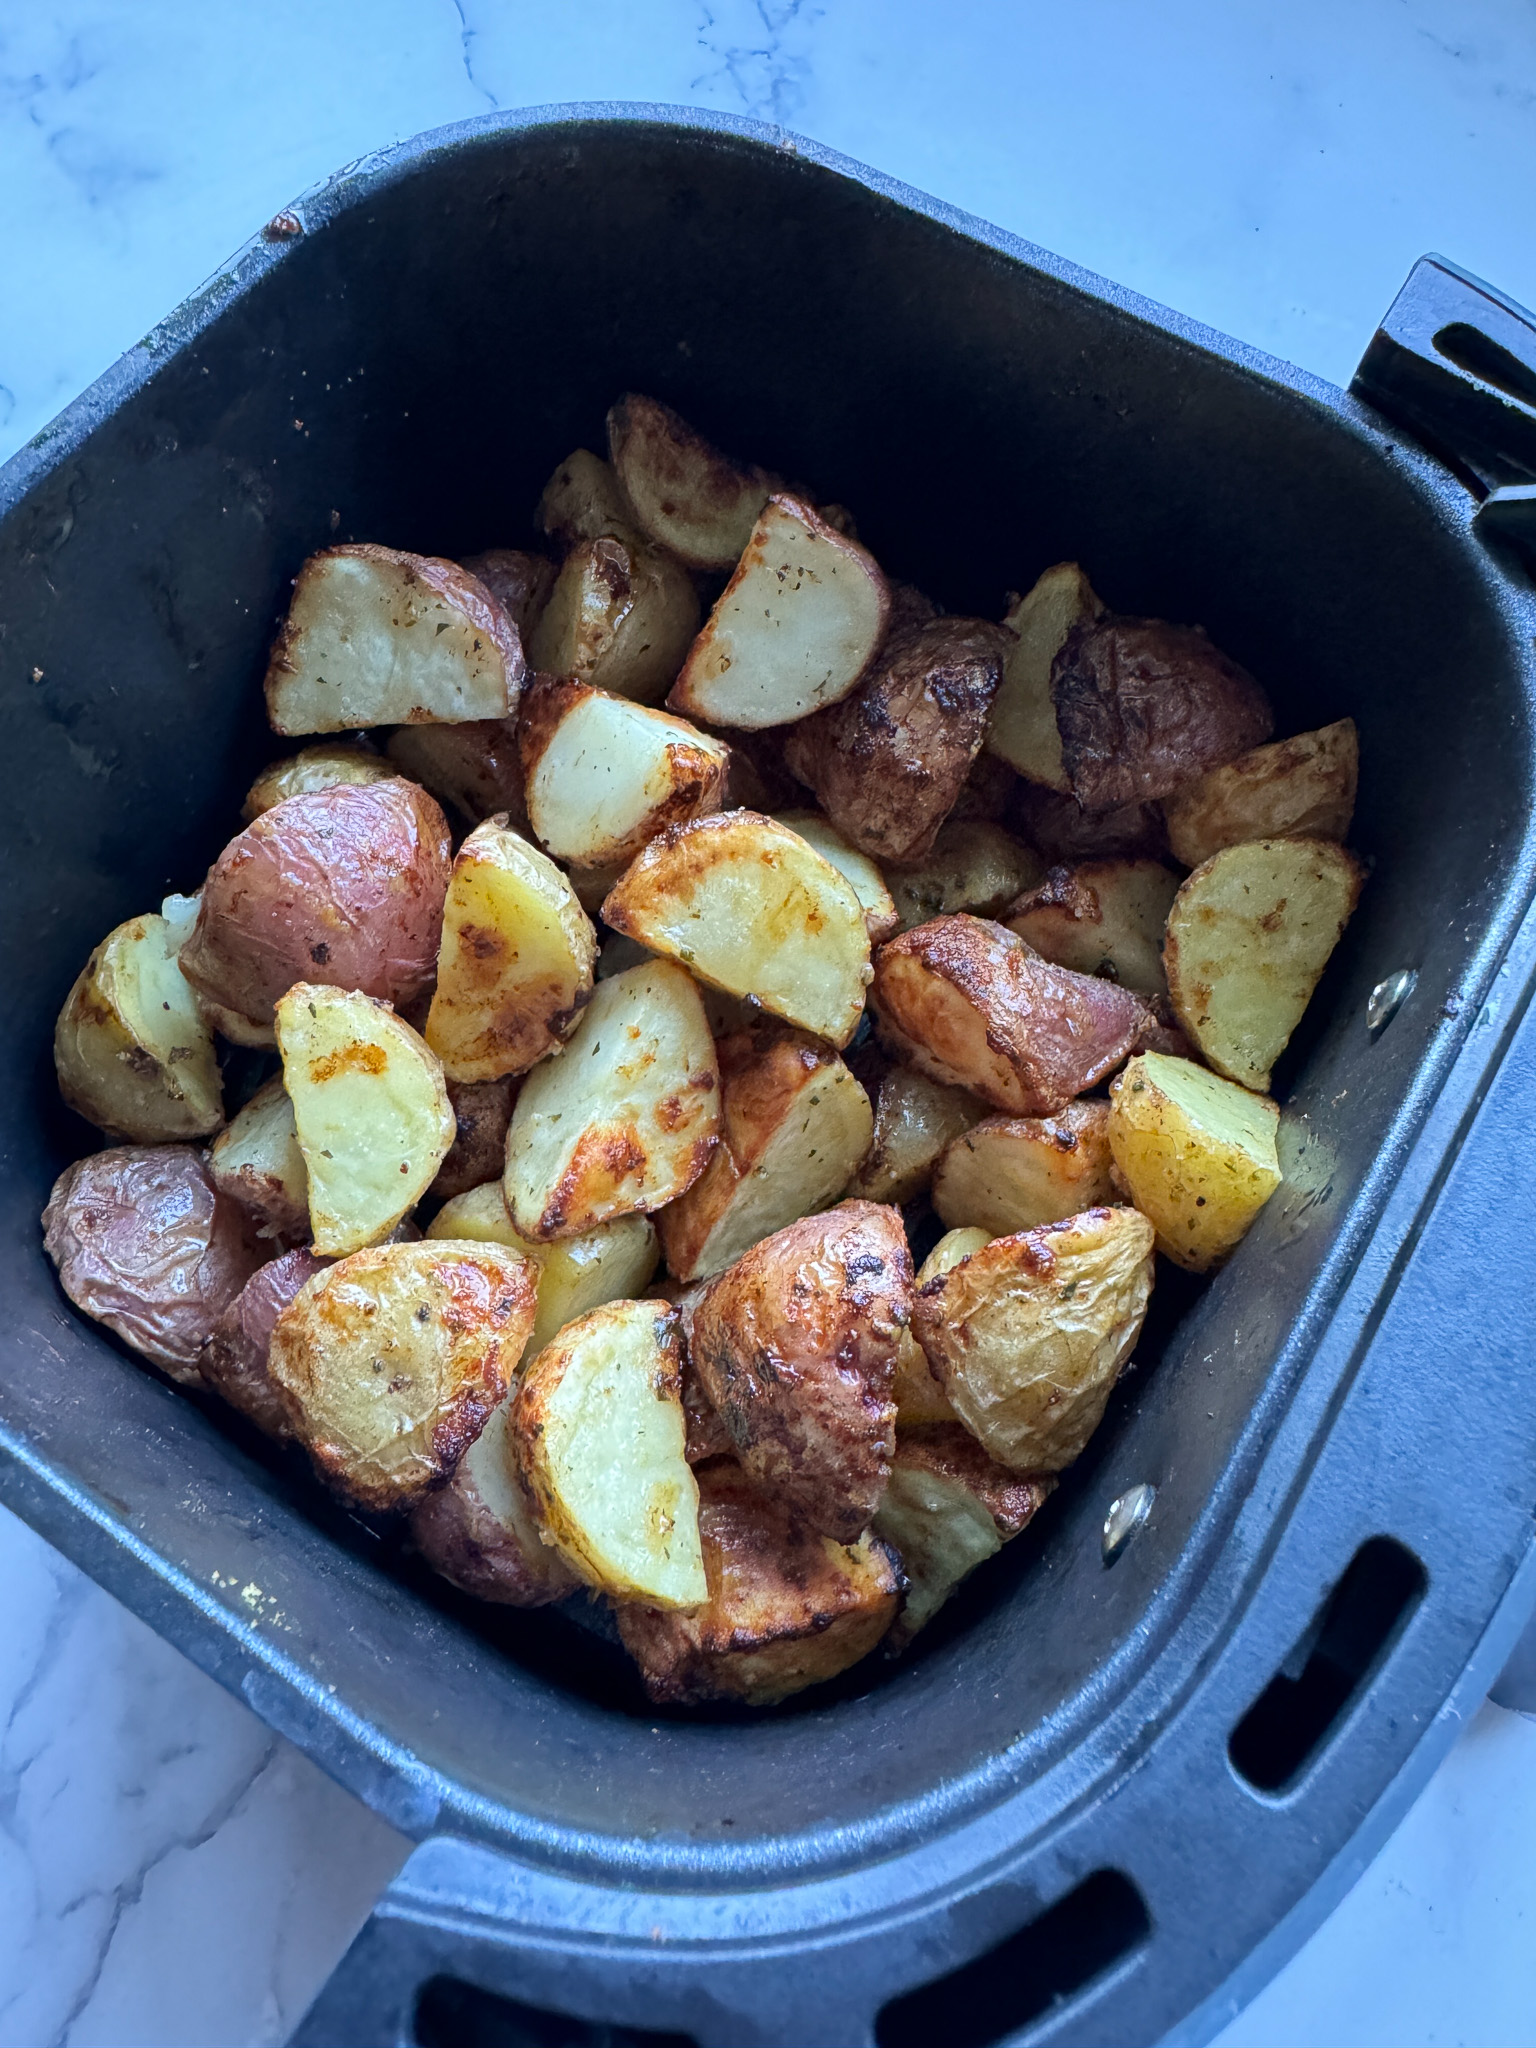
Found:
3,2 -> 1535,2042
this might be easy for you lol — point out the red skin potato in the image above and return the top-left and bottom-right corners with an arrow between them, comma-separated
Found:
201,1246 -> 331,1436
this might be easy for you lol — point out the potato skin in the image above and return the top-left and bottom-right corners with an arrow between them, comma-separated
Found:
458,548 -> 556,639
688,1202 -> 910,1543
409,1397 -> 579,1606
243,744 -> 393,821
179,779 -> 452,1027
1162,718 -> 1359,868
201,1245 -> 330,1435
844,1059 -> 984,1206
385,718 -> 529,831
43,1146 -> 264,1382
432,1078 -> 518,1201
931,1102 -> 1117,1238
1009,783 -> 1170,865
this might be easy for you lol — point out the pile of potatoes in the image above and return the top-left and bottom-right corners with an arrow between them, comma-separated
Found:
42,396 -> 1364,1706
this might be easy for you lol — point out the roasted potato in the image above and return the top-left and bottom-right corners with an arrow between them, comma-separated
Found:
606,393 -> 773,570
773,811 -> 898,943
891,1228 -> 989,1425
681,1353 -> 733,1465
871,915 -> 1147,1115
526,534 -> 701,707
1051,616 -> 1274,809
42,1146 -> 263,1383
385,718 -> 529,831
431,1077 -> 518,1201
987,562 -> 1104,789
54,911 -> 223,1142
1164,838 -> 1365,1090
535,448 -> 640,549
503,960 -> 721,1240
1007,859 -> 1181,998
276,984 -> 456,1255
688,1202 -> 909,1543
178,778 -> 452,1028
242,743 -> 393,821
615,1458 -> 902,1705
875,1425 -> 1053,1648
269,1239 -> 536,1513
519,677 -> 731,869
409,1394 -> 580,1606
201,1245 -> 329,1437
844,1063 -> 985,1206
951,750 -> 1017,824
1009,783 -> 1170,865
425,817 -> 596,1084
1162,719 -> 1359,868
458,548 -> 557,639
932,1102 -> 1117,1237
781,618 -> 1012,866
264,545 -> 525,734
602,811 -> 872,1048
512,1298 -> 706,1606
668,496 -> 890,730
1108,1052 -> 1281,1271
208,1076 -> 308,1240
657,1028 -> 874,1282
885,821 -> 1044,933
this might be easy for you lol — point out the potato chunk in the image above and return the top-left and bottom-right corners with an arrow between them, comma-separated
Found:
458,548 -> 556,639
1006,859 -> 1181,998
425,818 -> 597,1084
264,545 -> 524,734
932,1103 -> 1116,1237
774,811 -> 898,943
208,1077 -> 308,1240
1162,719 -> 1359,868
688,1203 -> 909,1543
520,677 -> 730,868
535,448 -> 640,549
658,1028 -> 874,1282
54,912 -> 223,1142
615,1459 -> 901,1705
512,1298 -> 705,1607
607,393 -> 773,570
410,1395 -> 580,1606
385,718 -> 528,831
1010,784 -> 1169,865
243,743 -> 394,820
885,822 -> 1044,934
602,811 -> 872,1047
1108,1052 -> 1282,1271
987,563 -> 1104,789
1165,838 -> 1365,1090
432,1078 -> 518,1201
912,1207 -> 1155,1472
844,1063 -> 984,1206
201,1245 -> 329,1437
270,1240 -> 536,1512
871,915 -> 1147,1114
276,984 -> 456,1256
526,535 -> 700,707
668,496 -> 890,730
891,1228 -> 989,1425
503,960 -> 721,1240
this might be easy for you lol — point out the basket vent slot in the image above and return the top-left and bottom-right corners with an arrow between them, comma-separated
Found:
1229,1534 -> 1426,1795
414,1975 -> 696,2048
875,1868 -> 1149,2048
1433,321 -> 1536,413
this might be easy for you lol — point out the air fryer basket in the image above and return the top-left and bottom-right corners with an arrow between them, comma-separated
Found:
2,110 -> 1535,2048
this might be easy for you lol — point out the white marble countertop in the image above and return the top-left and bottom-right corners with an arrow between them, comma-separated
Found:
3,3 -> 1535,2043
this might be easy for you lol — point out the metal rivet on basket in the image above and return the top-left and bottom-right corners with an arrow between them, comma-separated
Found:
1367,969 -> 1416,1035
1102,1483 -> 1156,1565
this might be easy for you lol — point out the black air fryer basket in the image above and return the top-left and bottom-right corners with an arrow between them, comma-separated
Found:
2,110 -> 1535,2048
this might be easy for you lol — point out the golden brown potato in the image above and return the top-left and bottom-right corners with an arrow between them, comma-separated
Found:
912,1206 -> 1155,1472
503,960 -> 721,1240
602,810 -> 872,1048
432,1077 -> 518,1201
1006,859 -> 1181,998
385,718 -> 529,832
657,1028 -> 874,1282
891,1228 -> 989,1425
512,1298 -> 706,1606
875,1425 -> 1054,1647
200,1246 -> 329,1437
668,496 -> 890,730
607,393 -> 773,570
208,1077 -> 308,1240
519,676 -> 730,868
1162,719 -> 1359,868
425,817 -> 597,1084
885,821 -> 1045,933
535,448 -> 640,549
1051,616 -> 1274,809
43,1146 -> 263,1383
1009,783 -> 1170,865
844,1063 -> 985,1206
931,1102 -> 1116,1238
773,811 -> 898,943
458,548 -> 556,639
270,1239 -> 536,1512
987,562 -> 1104,789
264,545 -> 524,734
1165,838 -> 1365,1090
242,743 -> 394,821
688,1202 -> 909,1543
615,1459 -> 901,1705
526,534 -> 701,707
1108,1052 -> 1281,1271
871,915 -> 1148,1115
781,618 -> 1012,866
178,779 -> 452,1028
409,1394 -> 580,1606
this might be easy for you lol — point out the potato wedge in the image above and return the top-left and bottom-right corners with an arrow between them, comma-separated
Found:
1165,838 -> 1365,1090
1162,719 -> 1360,868
201,1246 -> 329,1437
891,1228 -> 989,1425
526,535 -> 700,707
871,915 -> 1147,1114
410,1394 -> 580,1606
511,1298 -> 705,1606
269,1239 -> 536,1512
264,545 -> 524,734
688,1202 -> 909,1543
535,448 -> 640,548
774,811 -> 898,943
602,811 -> 872,1047
657,1028 -> 874,1282
885,822 -> 1044,933
1007,859 -> 1181,998
1108,1052 -> 1281,1271
276,984 -> 456,1256
425,817 -> 597,1084
844,1063 -> 985,1206
875,1425 -> 1053,1648
987,562 -> 1104,789
55,912 -> 223,1142
432,1077 -> 518,1201
386,718 -> 528,831
242,743 -> 394,820
607,393 -> 773,570
503,960 -> 721,1239
208,1077 -> 308,1239
912,1206 -> 1155,1472
458,548 -> 556,639
520,677 -> 730,868
931,1103 -> 1116,1238
615,1459 -> 901,1705
1009,783 -> 1169,865
668,496 -> 890,730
